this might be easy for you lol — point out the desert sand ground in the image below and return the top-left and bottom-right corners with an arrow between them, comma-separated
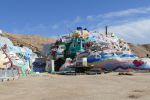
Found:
0,73 -> 150,100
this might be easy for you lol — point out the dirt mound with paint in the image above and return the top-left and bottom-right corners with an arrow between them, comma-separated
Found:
1,30 -> 150,57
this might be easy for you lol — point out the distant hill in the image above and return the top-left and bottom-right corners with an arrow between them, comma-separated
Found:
1,32 -> 150,57
129,43 -> 150,58
1,32 -> 55,54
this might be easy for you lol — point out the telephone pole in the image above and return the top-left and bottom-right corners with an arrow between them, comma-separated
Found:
105,26 -> 108,36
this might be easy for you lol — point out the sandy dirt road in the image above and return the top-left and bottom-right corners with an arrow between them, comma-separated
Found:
0,73 -> 150,100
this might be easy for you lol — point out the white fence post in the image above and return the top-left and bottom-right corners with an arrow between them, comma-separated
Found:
51,60 -> 55,73
82,58 -> 87,67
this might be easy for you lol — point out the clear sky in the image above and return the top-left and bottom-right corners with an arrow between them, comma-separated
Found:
0,0 -> 150,44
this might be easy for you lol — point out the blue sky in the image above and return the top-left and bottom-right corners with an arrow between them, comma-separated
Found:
0,0 -> 150,44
